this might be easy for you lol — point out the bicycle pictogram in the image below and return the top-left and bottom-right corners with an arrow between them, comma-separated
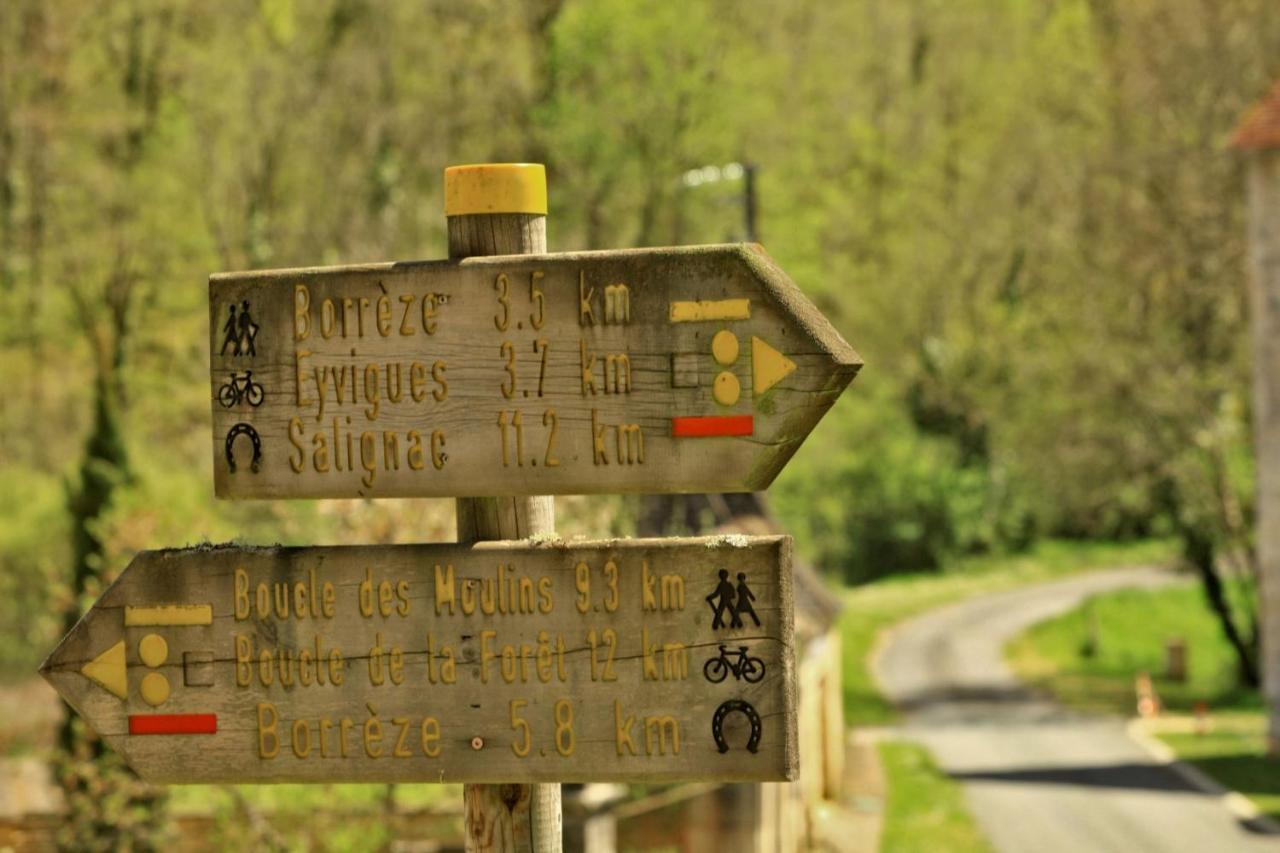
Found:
703,644 -> 765,684
218,370 -> 265,408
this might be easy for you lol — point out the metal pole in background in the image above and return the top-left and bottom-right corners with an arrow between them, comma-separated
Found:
743,161 -> 759,243
445,163 -> 562,852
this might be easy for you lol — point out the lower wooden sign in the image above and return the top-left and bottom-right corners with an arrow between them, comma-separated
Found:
41,537 -> 796,784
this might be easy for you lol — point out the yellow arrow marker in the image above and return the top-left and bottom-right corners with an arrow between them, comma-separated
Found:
752,336 -> 796,396
81,639 -> 127,700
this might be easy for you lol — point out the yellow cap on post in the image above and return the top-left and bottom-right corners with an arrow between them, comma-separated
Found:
444,163 -> 547,216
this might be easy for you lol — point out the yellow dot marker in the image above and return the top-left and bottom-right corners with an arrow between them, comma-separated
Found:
444,164 -> 547,215
712,330 -> 739,365
714,371 -> 741,406
139,633 -> 168,668
140,672 -> 170,707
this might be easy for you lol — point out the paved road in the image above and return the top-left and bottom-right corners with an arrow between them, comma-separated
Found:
875,566 -> 1280,852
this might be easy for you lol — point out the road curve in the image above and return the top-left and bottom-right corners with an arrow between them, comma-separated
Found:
875,566 -> 1280,853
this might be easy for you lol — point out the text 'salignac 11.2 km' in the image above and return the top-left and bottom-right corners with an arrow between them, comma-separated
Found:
208,245 -> 860,500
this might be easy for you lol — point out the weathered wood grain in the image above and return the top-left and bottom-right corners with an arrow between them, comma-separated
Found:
41,537 -> 797,784
208,244 -> 861,499
448,207 -> 560,853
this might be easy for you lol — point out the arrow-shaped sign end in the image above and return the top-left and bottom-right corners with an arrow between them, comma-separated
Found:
734,243 -> 864,376
39,608 -> 126,703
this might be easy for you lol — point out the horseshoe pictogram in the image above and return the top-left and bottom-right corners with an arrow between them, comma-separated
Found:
224,423 -> 262,473
711,699 -> 762,754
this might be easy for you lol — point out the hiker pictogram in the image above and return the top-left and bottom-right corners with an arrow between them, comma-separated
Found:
705,569 -> 760,629
220,300 -> 259,357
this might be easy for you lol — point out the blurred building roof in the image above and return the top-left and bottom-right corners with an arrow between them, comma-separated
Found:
1234,81 -> 1280,150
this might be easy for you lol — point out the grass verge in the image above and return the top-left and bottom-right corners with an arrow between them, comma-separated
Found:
1007,581 -> 1259,715
1007,580 -> 1278,821
1159,715 -> 1280,822
838,538 -> 1175,726
879,740 -> 992,853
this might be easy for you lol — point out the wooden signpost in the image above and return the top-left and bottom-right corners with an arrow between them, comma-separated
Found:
46,162 -> 861,851
41,537 -> 794,784
208,244 -> 860,499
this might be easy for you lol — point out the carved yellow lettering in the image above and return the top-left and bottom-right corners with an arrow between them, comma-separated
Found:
340,718 -> 354,757
432,361 -> 448,401
376,295 -> 392,336
364,712 -> 383,758
580,339 -> 597,396
341,297 -> 354,337
410,361 -> 427,401
393,717 -> 412,758
235,633 -> 252,686
257,703 -> 279,759
291,719 -> 311,758
288,417 -> 306,473
234,569 -> 250,620
360,431 -> 377,488
321,299 -> 337,339
578,272 -> 596,326
399,294 -> 415,335
422,294 -> 439,335
295,349 -> 312,408
614,700 -> 637,756
363,364 -> 381,420
294,285 -> 311,341
434,564 -> 455,615
319,718 -> 333,758
537,576 -> 553,613
313,366 -> 330,422
312,431 -> 330,472
432,429 -> 446,470
592,409 -> 608,465
644,715 -> 680,755
407,429 -> 425,470
480,630 -> 497,684
420,717 -> 441,757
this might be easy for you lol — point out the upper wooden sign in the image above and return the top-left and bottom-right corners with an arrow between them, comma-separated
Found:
41,536 -> 795,784
208,244 -> 860,499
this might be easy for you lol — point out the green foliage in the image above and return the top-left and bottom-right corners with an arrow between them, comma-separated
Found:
880,740 -> 993,853
1008,581 -> 1265,715
775,376 -> 1036,582
165,783 -> 460,851
0,0 -> 1278,838
55,717 -> 169,852
1160,715 -> 1280,823
0,467 -> 67,679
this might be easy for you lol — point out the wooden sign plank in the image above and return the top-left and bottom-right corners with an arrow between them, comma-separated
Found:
208,243 -> 860,499
41,537 -> 796,784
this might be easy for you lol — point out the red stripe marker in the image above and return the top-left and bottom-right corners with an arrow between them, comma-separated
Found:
129,713 -> 217,735
671,415 -> 754,438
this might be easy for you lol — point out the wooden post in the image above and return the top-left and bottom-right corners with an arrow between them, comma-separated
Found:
445,163 -> 563,851
1235,87 -> 1280,757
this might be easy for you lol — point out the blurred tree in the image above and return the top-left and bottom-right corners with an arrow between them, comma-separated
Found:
1,10 -> 1280,842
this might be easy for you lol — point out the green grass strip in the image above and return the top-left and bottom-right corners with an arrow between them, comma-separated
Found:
879,740 -> 992,853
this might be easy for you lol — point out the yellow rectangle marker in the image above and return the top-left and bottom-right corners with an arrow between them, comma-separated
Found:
669,298 -> 751,323
125,604 -> 213,627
